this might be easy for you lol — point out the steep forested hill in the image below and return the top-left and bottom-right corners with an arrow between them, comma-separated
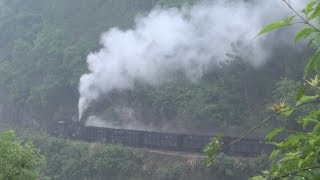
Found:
0,0 -> 311,134
0,0 -> 154,123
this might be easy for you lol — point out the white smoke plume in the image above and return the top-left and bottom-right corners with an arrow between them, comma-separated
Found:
78,0 -> 307,120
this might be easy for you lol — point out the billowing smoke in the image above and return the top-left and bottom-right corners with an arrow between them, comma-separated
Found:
78,0 -> 306,120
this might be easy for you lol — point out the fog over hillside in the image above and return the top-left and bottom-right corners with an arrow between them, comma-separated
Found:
78,0 -> 307,125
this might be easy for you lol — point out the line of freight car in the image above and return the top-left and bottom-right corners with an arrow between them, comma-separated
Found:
48,121 -> 274,156
79,125 -> 273,155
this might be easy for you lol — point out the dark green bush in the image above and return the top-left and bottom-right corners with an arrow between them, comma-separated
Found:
34,137 -> 144,179
156,162 -> 186,180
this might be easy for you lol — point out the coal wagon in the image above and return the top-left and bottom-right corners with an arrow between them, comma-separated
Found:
48,121 -> 274,156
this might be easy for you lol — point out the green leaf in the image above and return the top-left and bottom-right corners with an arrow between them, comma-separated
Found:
266,128 -> 285,141
305,49 -> 320,76
299,172 -> 314,180
281,108 -> 294,117
268,142 -> 281,147
302,118 -> 320,129
298,160 -> 303,168
299,110 -> 320,129
296,94 -> 320,106
257,16 -> 295,36
250,176 -> 267,180
270,149 -> 281,158
294,28 -> 316,43
296,87 -> 306,101
308,38 -> 317,47
303,1 -> 317,16
278,152 -> 300,163
313,123 -> 320,133
309,139 -> 317,145
282,134 -> 304,148
309,3 -> 320,20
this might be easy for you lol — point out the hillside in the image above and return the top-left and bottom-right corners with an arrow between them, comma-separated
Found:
0,0 -> 311,135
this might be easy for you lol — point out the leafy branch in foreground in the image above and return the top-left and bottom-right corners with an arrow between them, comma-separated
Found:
205,91 -> 320,168
0,131 -> 45,180
253,0 -> 320,179
258,0 -> 320,76
206,1 -> 320,179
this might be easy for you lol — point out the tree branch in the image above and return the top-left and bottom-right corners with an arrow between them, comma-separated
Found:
272,164 -> 320,180
211,98 -> 320,161
221,112 -> 281,151
283,0 -> 320,32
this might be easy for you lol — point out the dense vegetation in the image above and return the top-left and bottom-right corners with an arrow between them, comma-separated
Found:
0,0 -> 311,134
205,0 -> 320,179
0,127 -> 269,180
0,0 -> 318,179
35,137 -> 267,180
35,137 -> 144,179
254,1 -> 320,179
0,131 -> 45,179
0,0 -> 155,126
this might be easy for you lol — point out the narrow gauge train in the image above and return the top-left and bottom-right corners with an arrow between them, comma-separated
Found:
48,121 -> 274,156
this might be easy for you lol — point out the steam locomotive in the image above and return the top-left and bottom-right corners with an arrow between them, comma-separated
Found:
48,120 -> 274,156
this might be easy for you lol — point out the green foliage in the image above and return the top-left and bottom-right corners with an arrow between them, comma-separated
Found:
269,78 -> 304,128
204,136 -> 223,167
0,0 -> 153,124
2,0 -> 319,178
148,81 -> 226,128
156,162 -> 186,180
0,0 -> 312,133
272,77 -> 300,106
294,27 -> 316,43
34,138 -> 144,179
206,1 -> 320,179
157,0 -> 195,7
306,48 -> 320,76
256,78 -> 320,179
265,128 -> 285,141
251,1 -> 320,179
0,131 -> 45,180
208,154 -> 269,180
257,16 -> 295,36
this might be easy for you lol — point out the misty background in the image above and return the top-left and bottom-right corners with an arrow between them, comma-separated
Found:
79,0 -> 308,133
0,0 -> 315,179
0,0 -> 311,135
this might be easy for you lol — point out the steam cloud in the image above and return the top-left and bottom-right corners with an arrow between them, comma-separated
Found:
78,0 -> 306,120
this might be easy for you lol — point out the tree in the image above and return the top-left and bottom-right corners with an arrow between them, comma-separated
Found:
157,0 -> 195,7
0,131 -> 45,180
206,0 -> 320,179
252,1 -> 320,179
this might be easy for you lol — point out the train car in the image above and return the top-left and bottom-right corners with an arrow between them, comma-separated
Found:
107,128 -> 142,147
47,121 -> 66,137
81,126 -> 141,147
48,121 -> 273,156
48,120 -> 82,139
143,131 -> 182,150
81,126 -> 101,141
181,134 -> 213,152
223,137 -> 273,156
